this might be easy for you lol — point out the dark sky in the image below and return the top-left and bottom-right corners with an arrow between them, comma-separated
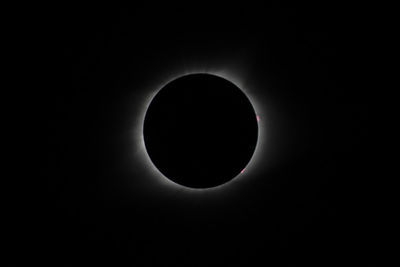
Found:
19,3 -> 373,266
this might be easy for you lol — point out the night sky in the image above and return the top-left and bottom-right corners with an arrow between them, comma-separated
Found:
19,3 -> 374,266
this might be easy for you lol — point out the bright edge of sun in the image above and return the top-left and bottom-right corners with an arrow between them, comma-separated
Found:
132,67 -> 267,194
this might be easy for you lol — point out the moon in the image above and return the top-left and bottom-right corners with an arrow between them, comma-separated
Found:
143,73 -> 259,189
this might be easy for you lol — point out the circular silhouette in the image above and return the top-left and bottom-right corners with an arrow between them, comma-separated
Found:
143,73 -> 258,189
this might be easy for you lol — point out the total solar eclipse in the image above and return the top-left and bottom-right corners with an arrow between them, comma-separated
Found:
143,73 -> 258,189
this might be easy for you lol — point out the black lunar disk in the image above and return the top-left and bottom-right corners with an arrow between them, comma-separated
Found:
143,73 -> 258,189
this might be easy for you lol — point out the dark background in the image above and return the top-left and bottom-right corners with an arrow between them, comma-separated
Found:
16,2 -> 373,266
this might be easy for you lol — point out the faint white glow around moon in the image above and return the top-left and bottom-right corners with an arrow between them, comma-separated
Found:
132,66 -> 268,193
